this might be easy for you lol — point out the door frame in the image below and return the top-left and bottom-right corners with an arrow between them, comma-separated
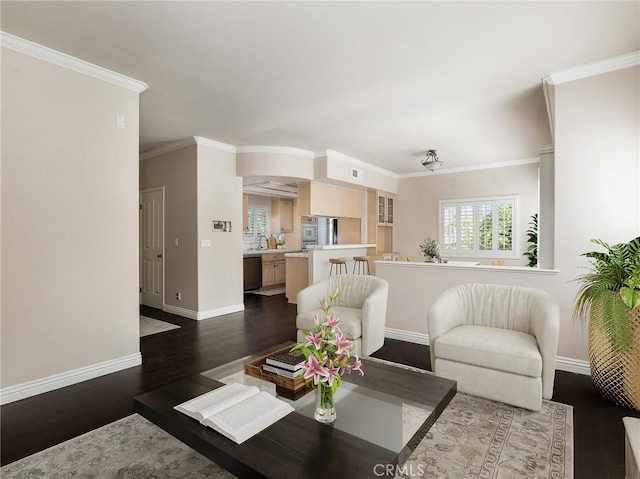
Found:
139,186 -> 165,307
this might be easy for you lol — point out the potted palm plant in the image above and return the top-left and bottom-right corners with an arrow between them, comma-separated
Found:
574,236 -> 640,410
523,214 -> 538,267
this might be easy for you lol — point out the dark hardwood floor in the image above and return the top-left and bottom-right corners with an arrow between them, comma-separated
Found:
2,293 -> 639,478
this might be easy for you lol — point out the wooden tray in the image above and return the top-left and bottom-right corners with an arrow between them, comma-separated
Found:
244,346 -> 313,400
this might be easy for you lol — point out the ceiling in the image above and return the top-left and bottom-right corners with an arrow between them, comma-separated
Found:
1,2 -> 638,174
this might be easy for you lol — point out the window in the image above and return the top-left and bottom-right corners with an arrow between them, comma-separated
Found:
439,196 -> 517,257
243,205 -> 269,249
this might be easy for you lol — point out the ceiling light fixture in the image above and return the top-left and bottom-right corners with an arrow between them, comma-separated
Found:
421,149 -> 442,172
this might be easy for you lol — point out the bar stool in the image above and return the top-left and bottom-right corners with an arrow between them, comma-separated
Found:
352,256 -> 371,275
329,257 -> 348,275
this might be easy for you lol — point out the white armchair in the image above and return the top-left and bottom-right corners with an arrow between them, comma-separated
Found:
428,283 -> 559,411
296,275 -> 389,357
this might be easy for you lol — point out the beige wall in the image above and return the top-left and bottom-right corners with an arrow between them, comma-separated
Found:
395,163 -> 539,266
140,145 -> 199,311
381,65 -> 639,363
552,65 -> 639,360
237,151 -> 314,179
317,154 -> 398,194
1,49 -> 140,388
196,143 -> 244,314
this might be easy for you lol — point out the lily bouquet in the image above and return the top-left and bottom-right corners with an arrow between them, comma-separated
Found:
291,288 -> 363,423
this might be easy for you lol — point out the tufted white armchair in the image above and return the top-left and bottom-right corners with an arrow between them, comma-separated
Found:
428,283 -> 559,411
296,275 -> 389,357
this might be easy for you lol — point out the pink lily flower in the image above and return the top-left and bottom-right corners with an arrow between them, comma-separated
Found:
312,313 -> 321,327
335,352 -> 348,364
325,360 -> 341,387
305,331 -> 324,350
331,332 -> 353,355
348,355 -> 364,376
301,355 -> 329,385
324,311 -> 341,330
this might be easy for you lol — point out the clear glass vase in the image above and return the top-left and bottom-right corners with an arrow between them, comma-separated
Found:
314,382 -> 337,424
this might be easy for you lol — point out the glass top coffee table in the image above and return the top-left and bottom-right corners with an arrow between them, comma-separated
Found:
134,342 -> 456,478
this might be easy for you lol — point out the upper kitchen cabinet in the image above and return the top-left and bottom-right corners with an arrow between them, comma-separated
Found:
297,181 -> 363,219
367,190 -> 394,253
377,193 -> 394,226
279,198 -> 293,233
270,197 -> 294,233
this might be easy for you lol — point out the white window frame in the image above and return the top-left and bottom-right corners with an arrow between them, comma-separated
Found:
438,195 -> 519,258
243,204 -> 270,249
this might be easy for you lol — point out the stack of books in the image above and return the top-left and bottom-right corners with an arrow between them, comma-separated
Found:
263,349 -> 306,379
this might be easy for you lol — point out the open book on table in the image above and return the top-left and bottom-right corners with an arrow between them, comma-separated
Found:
174,382 -> 294,444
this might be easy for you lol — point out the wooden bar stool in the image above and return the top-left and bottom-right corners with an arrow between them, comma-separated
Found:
329,257 -> 348,275
352,256 -> 371,275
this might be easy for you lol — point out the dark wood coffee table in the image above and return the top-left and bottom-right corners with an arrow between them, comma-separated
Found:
134,347 -> 456,478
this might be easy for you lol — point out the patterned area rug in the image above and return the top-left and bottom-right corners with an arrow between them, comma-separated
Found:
399,393 -> 573,478
0,396 -> 572,479
0,414 -> 234,479
140,316 -> 180,337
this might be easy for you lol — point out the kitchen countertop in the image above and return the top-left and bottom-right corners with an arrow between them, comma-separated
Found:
305,244 -> 376,250
243,248 -> 302,257
284,252 -> 309,258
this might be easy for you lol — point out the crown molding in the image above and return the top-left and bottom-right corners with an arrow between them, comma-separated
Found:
140,136 -> 236,160
320,149 -> 400,179
0,31 -> 148,93
539,145 -> 554,155
236,145 -> 315,158
194,136 -> 236,153
544,51 -> 640,86
139,138 -> 197,161
400,157 -> 540,178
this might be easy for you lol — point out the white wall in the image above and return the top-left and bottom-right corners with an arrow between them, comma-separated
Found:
1,48 -> 141,390
395,163 -> 539,266
139,145 -> 199,311
196,143 -> 244,317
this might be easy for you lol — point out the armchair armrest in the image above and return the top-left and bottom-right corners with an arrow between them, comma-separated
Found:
360,281 -> 389,356
427,286 -> 469,366
530,294 -> 560,399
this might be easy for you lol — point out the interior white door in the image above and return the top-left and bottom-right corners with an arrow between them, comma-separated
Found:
140,188 -> 164,309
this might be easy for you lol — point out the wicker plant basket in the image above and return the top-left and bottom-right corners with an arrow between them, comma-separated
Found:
588,293 -> 640,411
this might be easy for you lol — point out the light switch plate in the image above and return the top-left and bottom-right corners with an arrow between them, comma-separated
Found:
201,239 -> 211,248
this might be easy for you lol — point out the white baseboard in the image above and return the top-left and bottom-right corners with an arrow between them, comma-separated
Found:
384,327 -> 591,375
163,303 -> 245,320
163,304 -> 198,319
0,352 -> 142,405
385,327 -> 430,345
197,303 -> 244,320
555,356 -> 591,375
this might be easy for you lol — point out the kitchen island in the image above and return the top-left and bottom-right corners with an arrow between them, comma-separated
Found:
306,244 -> 376,283
284,244 -> 376,304
284,244 -> 376,303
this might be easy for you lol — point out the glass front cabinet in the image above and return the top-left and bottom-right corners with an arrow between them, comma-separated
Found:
377,193 -> 394,226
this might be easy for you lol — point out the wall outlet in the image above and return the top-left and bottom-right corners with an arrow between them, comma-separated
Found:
176,292 -> 182,301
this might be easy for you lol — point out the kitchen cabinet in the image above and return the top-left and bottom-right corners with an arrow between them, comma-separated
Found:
377,193 -> 394,226
297,181 -> 362,218
279,198 -> 293,233
262,252 -> 286,287
367,190 -> 394,253
285,256 -> 308,304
